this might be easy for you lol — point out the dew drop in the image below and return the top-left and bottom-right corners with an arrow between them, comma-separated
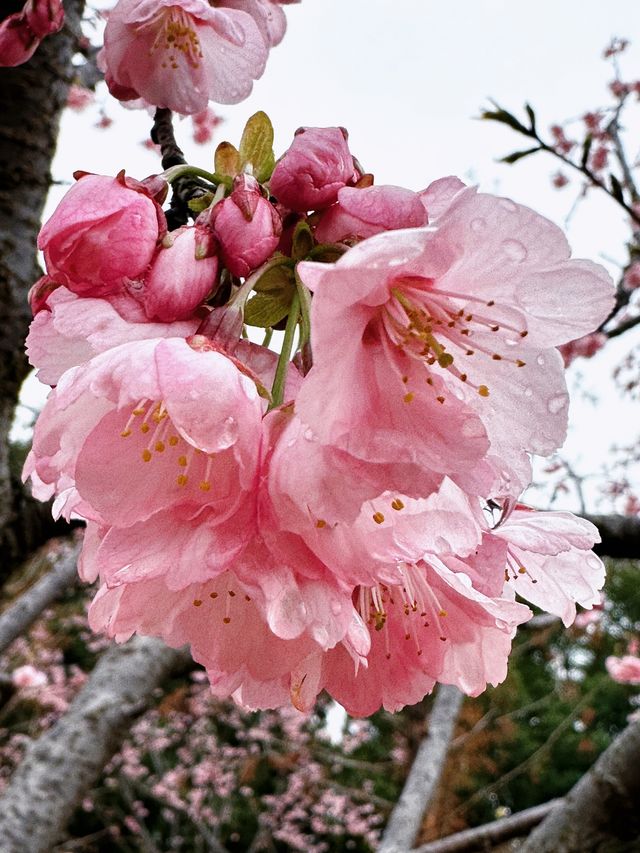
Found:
505,337 -> 518,347
524,387 -> 533,398
470,217 -> 487,232
303,427 -> 316,441
536,354 -> 545,366
501,239 -> 528,262
548,393 -> 569,414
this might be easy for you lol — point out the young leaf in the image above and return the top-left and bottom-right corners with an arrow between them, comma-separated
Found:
581,134 -> 593,169
610,173 -> 625,204
291,220 -> 315,261
244,288 -> 294,328
480,106 -> 531,136
525,103 -> 537,134
239,111 -> 276,182
214,141 -> 241,178
500,146 -> 541,164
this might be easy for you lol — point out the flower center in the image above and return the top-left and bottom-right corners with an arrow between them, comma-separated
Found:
145,7 -> 203,71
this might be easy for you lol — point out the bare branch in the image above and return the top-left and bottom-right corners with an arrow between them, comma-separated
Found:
414,798 -> 563,853
0,636 -> 192,852
379,685 -> 464,853
0,537 -> 80,655
521,718 -> 640,852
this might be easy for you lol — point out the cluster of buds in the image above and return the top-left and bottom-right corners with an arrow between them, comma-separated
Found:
0,0 -> 63,67
25,113 -> 614,716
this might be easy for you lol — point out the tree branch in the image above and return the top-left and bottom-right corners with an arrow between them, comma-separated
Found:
0,637 -> 192,852
0,536 -> 80,655
413,798 -> 563,853
520,718 -> 640,852
379,685 -> 464,853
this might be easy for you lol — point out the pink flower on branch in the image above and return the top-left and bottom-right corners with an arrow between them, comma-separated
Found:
101,0 -> 273,114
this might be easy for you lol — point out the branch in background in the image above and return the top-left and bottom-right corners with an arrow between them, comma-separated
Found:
0,536 -> 80,656
586,513 -> 640,559
414,798 -> 563,853
520,718 -> 640,852
0,636 -> 192,853
379,685 -> 464,853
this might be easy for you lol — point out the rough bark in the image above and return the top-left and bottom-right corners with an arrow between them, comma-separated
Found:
0,0 -> 82,571
379,685 -> 464,853
0,636 -> 192,852
413,798 -> 563,853
520,718 -> 640,853
0,536 -> 79,655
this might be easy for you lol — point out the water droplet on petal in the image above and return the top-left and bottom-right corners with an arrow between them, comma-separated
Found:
524,387 -> 533,397
505,337 -> 518,347
303,427 -> 316,441
501,239 -> 528,262
470,218 -> 487,232
548,393 -> 569,414
536,354 -> 545,366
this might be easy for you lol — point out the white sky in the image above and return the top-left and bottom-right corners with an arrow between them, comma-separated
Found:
15,0 -> 640,511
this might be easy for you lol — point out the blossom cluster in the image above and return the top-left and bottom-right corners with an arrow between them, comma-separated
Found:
25,117 -> 614,716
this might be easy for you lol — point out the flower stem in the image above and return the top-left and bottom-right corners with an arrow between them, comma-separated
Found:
162,164 -> 232,190
269,293 -> 300,410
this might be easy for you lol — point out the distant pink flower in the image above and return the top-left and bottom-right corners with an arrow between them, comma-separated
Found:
552,172 -> 569,189
606,654 -> 640,685
558,331 -> 606,366
0,0 -> 63,67
66,84 -> 94,111
38,171 -> 166,298
270,127 -> 357,212
143,225 -> 219,321
191,106 -> 222,145
296,187 -> 614,497
210,174 -> 282,277
624,262 -> 640,290
491,507 -> 605,626
315,185 -> 427,244
12,664 -> 48,688
101,0 -> 269,114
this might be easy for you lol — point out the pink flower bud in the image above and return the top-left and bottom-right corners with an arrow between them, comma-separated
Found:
315,185 -> 428,243
0,0 -> 63,67
143,226 -> 218,321
211,175 -> 282,277
38,172 -> 166,298
28,274 -> 61,315
270,127 -> 357,213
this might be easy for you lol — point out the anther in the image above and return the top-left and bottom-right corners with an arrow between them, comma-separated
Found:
403,392 -> 414,403
391,499 -> 404,511
193,599 -> 202,607
373,511 -> 385,524
478,385 -> 490,397
316,519 -> 327,528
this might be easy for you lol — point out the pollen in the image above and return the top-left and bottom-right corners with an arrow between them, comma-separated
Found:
403,392 -> 414,403
316,519 -> 327,528
121,429 -> 132,438
372,511 -> 385,524
391,498 -> 404,511
141,449 -> 152,462
140,422 -> 150,434
478,385 -> 490,397
199,481 -> 211,491
169,435 -> 179,446
178,455 -> 188,467
155,441 -> 165,452
176,474 -> 188,486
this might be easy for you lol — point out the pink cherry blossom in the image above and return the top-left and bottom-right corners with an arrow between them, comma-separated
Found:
606,654 -> 640,685
101,0 -> 269,115
38,172 -> 166,298
491,507 -> 605,626
269,127 -> 357,213
315,185 -> 428,244
0,0 -> 63,67
143,225 -> 219,321
12,664 -> 48,689
209,174 -> 282,277
296,188 -> 614,497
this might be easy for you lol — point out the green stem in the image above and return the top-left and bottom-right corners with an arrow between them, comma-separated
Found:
262,328 -> 273,347
228,255 -> 293,310
162,164 -> 232,189
269,293 -> 300,410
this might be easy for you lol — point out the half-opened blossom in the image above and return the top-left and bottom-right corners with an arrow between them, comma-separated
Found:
0,0 -> 63,67
270,127 -> 357,213
490,507 -> 605,626
101,0 -> 268,114
315,185 -> 428,244
296,187 -> 614,497
38,172 -> 165,298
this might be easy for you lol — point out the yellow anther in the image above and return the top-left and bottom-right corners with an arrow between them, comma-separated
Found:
132,407 -> 145,416
391,498 -> 404,511
316,519 -> 327,529
372,511 -> 385,524
178,455 -> 188,467
141,449 -> 152,462
518,566 -> 526,574
121,429 -> 132,438
403,392 -> 414,403
169,435 -> 179,446
155,441 -> 165,453
438,352 -> 454,368
439,609 -> 448,617
140,423 -> 150,434
199,481 -> 211,492
478,385 -> 490,397
516,359 -> 526,367
176,474 -> 188,486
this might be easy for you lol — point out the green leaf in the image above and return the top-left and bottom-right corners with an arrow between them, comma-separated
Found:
252,261 -> 295,293
188,192 -> 215,214
525,103 -> 537,134
214,141 -> 241,178
480,106 -> 532,137
291,220 -> 315,261
239,111 -> 275,182
610,173 -> 625,204
244,289 -> 294,328
500,146 -> 541,164
581,134 -> 593,169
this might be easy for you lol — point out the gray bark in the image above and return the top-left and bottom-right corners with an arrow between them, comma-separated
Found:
0,537 -> 79,655
413,798 -> 562,853
0,636 -> 191,852
520,718 -> 640,853
379,685 -> 464,853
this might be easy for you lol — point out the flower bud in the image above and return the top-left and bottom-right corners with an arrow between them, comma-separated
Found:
38,171 -> 166,298
28,274 -> 61,315
315,185 -> 428,243
269,127 -> 357,213
143,226 -> 218,321
211,174 -> 282,277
